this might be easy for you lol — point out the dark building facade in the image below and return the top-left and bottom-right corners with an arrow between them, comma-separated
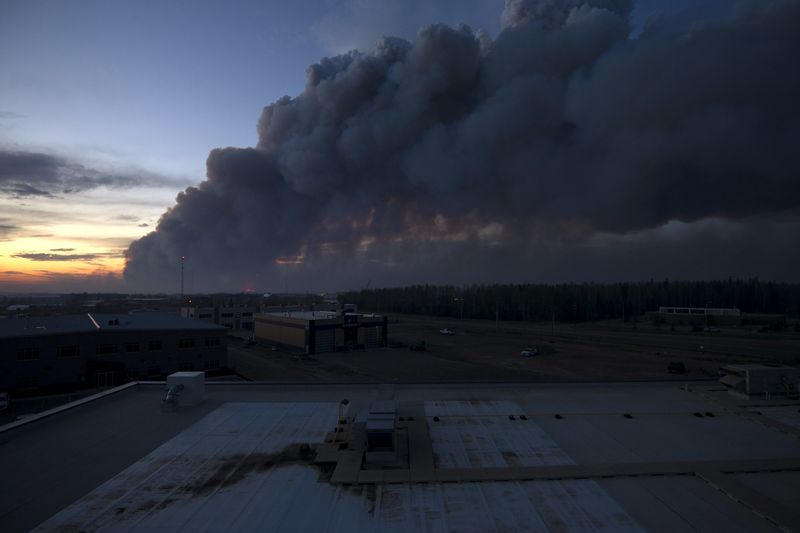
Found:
0,312 -> 227,394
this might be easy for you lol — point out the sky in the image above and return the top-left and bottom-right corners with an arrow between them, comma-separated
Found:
1,0 -> 797,294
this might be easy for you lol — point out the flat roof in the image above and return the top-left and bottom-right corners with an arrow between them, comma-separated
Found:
0,312 -> 226,339
2,381 -> 799,532
260,311 -> 383,321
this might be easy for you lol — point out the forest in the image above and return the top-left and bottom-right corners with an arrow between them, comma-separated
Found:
338,279 -> 800,323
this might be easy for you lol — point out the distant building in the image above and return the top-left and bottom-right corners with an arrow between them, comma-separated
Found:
181,306 -> 216,323
656,307 -> 741,325
647,307 -> 786,327
218,306 -> 256,330
254,311 -> 387,354
0,312 -> 227,393
181,305 -> 257,330
720,364 -> 800,399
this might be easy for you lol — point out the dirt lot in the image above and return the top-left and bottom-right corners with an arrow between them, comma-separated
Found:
227,315 -> 800,383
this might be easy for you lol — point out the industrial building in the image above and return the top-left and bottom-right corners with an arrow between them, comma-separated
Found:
647,306 -> 786,327
254,310 -> 388,354
2,379 -> 799,532
0,312 -> 227,393
720,364 -> 800,399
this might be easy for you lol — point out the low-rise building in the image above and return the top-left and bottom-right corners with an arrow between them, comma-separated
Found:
650,306 -> 742,326
181,305 -> 257,330
4,381 -> 800,532
720,364 -> 800,399
254,311 -> 388,354
646,307 -> 787,327
0,312 -> 227,393
218,306 -> 256,330
180,306 -> 216,323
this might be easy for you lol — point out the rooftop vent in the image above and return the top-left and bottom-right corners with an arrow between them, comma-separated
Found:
360,400 -> 398,464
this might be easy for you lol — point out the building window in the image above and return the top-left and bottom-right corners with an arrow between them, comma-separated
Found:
96,371 -> 115,387
17,348 -> 40,361
17,376 -> 39,389
199,313 -> 213,319
57,346 -> 79,358
125,342 -> 140,353
242,312 -> 253,317
204,359 -> 220,370
204,337 -> 221,347
148,340 -> 162,351
178,338 -> 195,349
96,344 -> 117,355
221,313 -> 234,318
178,362 -> 194,371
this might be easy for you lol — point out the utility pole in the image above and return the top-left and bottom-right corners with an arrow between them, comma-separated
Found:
180,256 -> 185,304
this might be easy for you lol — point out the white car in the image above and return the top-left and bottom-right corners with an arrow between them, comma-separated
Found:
521,347 -> 539,357
439,328 -> 455,336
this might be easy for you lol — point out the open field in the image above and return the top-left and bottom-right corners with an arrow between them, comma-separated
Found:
227,315 -> 800,383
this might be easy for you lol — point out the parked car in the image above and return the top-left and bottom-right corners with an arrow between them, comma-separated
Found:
410,340 -> 427,351
668,361 -> 687,374
521,347 -> 539,357
0,392 -> 8,411
439,328 -> 455,336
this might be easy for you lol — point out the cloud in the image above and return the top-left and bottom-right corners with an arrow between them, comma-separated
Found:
0,149 -> 186,198
0,268 -> 125,292
49,248 -> 75,252
13,252 -> 112,262
0,222 -> 18,239
137,223 -> 149,227
0,111 -> 26,120
124,0 -> 800,291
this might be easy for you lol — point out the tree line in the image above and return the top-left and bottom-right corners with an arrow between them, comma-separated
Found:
338,279 -> 800,322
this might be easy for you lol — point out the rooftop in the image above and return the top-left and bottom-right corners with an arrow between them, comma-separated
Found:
262,311 -> 340,320
2,380 -> 799,532
0,312 -> 227,339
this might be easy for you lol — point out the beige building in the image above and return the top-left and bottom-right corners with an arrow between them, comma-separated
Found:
254,311 -> 387,354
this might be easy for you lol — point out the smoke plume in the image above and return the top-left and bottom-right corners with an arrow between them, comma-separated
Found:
124,0 -> 800,292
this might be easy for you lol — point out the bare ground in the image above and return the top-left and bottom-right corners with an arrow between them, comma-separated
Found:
227,315 -> 800,383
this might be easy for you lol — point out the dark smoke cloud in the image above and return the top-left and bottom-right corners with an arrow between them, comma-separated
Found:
124,0 -> 800,292
0,149 -> 183,198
